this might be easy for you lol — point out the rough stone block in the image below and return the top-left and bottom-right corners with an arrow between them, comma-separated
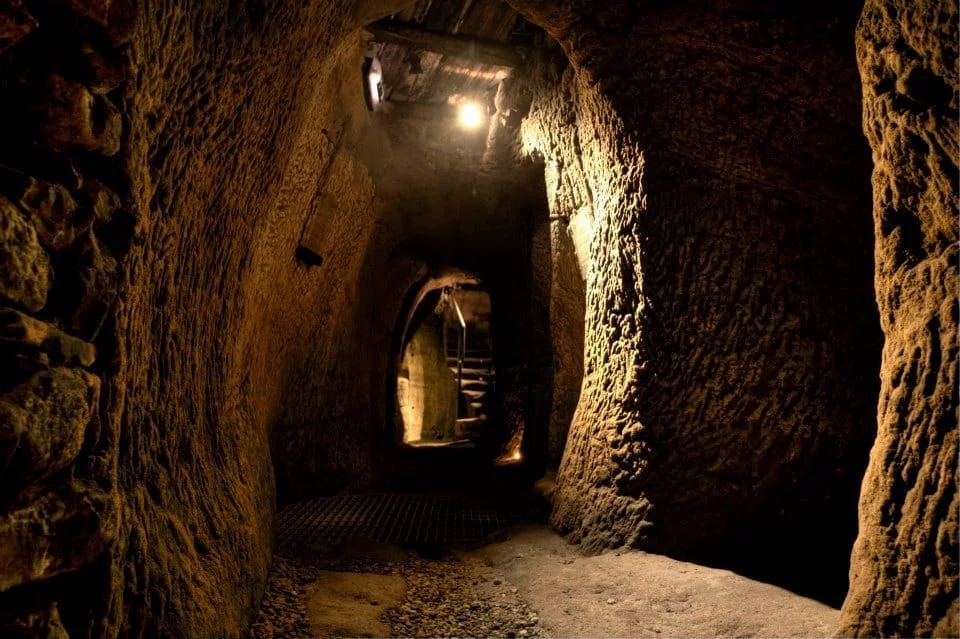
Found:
34,75 -> 121,156
15,176 -> 86,252
0,478 -> 118,592
0,367 -> 100,486
67,233 -> 119,339
81,177 -> 121,225
0,307 -> 97,366
0,194 -> 51,312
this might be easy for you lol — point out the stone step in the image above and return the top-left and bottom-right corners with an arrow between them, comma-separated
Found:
452,367 -> 495,377
454,417 -> 487,439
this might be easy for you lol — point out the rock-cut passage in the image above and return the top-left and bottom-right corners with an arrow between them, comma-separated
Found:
0,0 -> 955,638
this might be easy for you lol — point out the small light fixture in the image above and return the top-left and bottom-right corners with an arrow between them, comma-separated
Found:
458,101 -> 485,129
512,450 -> 522,461
362,57 -> 383,111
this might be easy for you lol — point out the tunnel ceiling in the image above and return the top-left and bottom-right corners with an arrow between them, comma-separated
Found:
366,0 -> 536,105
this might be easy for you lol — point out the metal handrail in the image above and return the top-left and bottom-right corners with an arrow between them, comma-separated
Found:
450,292 -> 467,417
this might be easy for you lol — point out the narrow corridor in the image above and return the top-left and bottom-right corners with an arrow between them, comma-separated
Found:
0,0 -> 953,637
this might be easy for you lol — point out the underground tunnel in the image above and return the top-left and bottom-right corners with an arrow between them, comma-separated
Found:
0,0 -> 956,638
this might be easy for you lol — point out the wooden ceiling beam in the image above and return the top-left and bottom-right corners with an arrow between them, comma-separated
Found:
380,100 -> 458,120
366,20 -> 527,68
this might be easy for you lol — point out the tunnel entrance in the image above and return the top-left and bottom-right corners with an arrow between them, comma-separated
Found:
397,284 -> 497,449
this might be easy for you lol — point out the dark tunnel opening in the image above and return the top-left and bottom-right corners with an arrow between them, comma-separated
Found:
377,259 -> 552,498
394,283 -> 503,451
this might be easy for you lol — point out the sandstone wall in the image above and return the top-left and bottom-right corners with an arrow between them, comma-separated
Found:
840,0 -> 959,635
514,0 -> 881,599
522,56 -> 588,470
114,3 -> 386,636
0,0 -> 401,636
399,314 -> 458,443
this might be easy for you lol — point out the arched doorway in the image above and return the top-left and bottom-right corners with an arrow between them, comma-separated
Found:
397,283 -> 497,448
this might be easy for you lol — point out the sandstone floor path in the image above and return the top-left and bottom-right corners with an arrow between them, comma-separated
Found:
251,495 -> 839,638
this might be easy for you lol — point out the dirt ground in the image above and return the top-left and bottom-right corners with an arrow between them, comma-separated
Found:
251,525 -> 839,638
461,525 -> 839,638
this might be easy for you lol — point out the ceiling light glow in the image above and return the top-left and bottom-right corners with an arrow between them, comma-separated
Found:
458,102 -> 485,129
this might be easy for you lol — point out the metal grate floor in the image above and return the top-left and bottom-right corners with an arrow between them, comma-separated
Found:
276,493 -> 530,552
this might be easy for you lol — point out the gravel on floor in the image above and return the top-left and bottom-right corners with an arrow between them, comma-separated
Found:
250,542 -> 546,639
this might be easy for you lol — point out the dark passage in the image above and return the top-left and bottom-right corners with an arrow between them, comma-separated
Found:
397,285 -> 499,449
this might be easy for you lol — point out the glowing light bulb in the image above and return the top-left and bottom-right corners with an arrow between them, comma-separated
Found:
458,102 -> 485,129
512,450 -> 522,461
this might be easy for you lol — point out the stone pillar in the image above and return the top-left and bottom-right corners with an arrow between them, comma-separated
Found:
839,0 -> 959,635
516,1 -> 880,596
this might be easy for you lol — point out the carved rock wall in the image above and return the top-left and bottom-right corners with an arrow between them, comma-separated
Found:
515,0 -> 882,600
111,3 -> 385,636
840,0 -> 959,635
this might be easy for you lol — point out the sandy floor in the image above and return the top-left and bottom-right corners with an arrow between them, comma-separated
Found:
305,571 -> 405,638
252,525 -> 840,638
461,525 -> 840,638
